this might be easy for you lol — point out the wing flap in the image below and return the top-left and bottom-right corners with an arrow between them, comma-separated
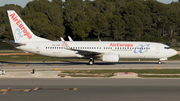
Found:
69,48 -> 102,56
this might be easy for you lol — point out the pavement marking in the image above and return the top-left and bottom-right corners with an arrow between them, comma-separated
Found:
154,67 -> 162,69
64,88 -> 69,90
34,87 -> 39,90
3,91 -> 6,95
26,64 -> 31,67
73,88 -> 77,91
0,87 -> 32,95
2,87 -> 10,95
10,89 -> 31,92
0,89 -> 8,92
0,87 -> 77,95
54,68 -> 59,71
119,72 -> 135,75
2,64 -> 8,66
23,89 -> 32,92
33,87 -> 77,91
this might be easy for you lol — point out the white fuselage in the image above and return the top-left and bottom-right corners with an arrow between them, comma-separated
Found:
16,41 -> 177,60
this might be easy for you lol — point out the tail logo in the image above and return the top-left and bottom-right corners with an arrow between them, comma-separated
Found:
14,27 -> 24,41
10,13 -> 32,41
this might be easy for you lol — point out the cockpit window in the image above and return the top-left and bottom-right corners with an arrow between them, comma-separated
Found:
164,47 -> 171,49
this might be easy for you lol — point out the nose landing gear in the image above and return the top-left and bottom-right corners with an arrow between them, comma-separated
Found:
158,60 -> 162,64
88,58 -> 94,65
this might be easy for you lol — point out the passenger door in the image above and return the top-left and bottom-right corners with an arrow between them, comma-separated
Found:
156,46 -> 160,53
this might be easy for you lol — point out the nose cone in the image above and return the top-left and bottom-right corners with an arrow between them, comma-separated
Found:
171,49 -> 178,56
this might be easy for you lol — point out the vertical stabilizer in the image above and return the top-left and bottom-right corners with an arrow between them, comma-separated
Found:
7,10 -> 50,42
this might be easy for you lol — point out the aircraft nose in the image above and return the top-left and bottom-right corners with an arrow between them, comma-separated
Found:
171,49 -> 178,56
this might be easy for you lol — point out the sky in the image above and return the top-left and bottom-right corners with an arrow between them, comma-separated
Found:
0,0 -> 179,8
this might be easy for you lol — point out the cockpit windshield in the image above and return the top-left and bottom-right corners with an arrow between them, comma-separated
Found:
164,47 -> 171,49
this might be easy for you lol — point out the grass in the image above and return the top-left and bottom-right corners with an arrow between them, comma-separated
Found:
171,47 -> 180,51
0,50 -> 23,53
62,69 -> 180,74
168,55 -> 180,60
62,69 -> 180,78
70,75 -> 113,77
138,75 -> 180,78
0,55 -> 85,62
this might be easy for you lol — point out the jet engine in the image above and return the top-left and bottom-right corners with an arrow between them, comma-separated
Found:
102,53 -> 119,62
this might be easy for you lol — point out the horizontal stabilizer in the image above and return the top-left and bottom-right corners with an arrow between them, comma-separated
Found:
3,40 -> 26,46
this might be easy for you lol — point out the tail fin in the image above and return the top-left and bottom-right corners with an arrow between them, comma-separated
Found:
7,10 -> 50,42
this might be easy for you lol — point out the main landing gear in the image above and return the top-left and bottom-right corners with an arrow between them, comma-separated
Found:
88,58 -> 94,65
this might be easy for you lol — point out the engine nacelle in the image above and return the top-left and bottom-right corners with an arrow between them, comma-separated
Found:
102,54 -> 119,62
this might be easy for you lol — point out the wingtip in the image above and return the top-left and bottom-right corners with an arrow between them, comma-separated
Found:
60,37 -> 70,48
60,37 -> 65,41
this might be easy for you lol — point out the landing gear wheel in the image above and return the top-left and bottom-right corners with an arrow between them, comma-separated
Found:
89,58 -> 94,65
158,61 -> 162,64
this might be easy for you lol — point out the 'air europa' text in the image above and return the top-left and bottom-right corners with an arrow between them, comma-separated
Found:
10,13 -> 32,39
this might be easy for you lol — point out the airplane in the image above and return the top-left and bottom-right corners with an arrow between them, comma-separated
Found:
6,10 -> 178,65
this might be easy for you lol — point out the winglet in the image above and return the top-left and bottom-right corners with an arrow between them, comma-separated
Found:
68,36 -> 73,41
60,37 -> 70,49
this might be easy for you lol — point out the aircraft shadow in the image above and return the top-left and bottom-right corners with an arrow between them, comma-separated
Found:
0,61 -> 161,66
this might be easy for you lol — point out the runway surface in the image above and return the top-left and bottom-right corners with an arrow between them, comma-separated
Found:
0,61 -> 180,70
0,78 -> 180,101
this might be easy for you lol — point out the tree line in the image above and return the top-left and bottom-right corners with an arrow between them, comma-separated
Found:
0,0 -> 180,50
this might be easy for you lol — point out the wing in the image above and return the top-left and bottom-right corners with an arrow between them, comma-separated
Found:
69,48 -> 102,56
60,37 -> 103,57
